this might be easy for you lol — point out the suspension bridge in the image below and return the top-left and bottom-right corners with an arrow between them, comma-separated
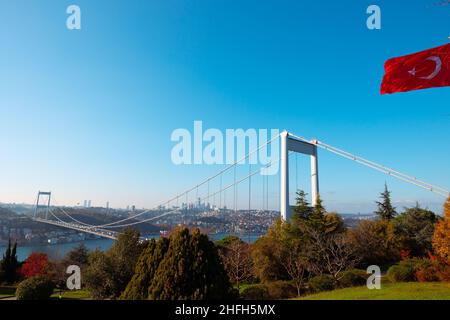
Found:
31,131 -> 449,241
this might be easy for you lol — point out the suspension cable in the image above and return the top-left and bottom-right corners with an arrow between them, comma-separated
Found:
288,132 -> 449,197
76,133 -> 281,228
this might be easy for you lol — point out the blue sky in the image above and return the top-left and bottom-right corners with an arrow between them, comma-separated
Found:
0,0 -> 448,213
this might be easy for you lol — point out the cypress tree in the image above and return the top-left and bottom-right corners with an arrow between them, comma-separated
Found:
148,228 -> 233,300
120,237 -> 169,300
1,239 -> 19,284
375,184 -> 397,220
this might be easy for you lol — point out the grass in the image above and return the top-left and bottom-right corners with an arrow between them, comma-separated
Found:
0,286 -> 17,299
50,289 -> 91,300
296,282 -> 450,300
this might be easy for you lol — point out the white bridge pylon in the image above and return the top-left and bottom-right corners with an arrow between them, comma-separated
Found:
280,131 -> 319,221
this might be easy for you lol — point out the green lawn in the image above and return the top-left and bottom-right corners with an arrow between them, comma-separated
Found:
296,282 -> 450,300
50,289 -> 91,300
0,286 -> 16,299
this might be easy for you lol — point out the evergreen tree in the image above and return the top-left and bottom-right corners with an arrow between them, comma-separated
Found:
148,228 -> 234,300
375,184 -> 397,220
292,190 -> 311,220
1,239 -> 19,284
323,212 -> 345,234
64,243 -> 89,267
120,237 -> 169,300
308,194 -> 326,231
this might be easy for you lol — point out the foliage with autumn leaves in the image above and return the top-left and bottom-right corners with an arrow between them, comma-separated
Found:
19,253 -> 49,278
432,196 -> 450,265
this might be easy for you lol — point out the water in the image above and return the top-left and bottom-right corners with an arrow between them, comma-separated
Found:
0,233 -> 262,262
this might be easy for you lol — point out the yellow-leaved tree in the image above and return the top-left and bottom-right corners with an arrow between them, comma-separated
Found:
432,196 -> 450,264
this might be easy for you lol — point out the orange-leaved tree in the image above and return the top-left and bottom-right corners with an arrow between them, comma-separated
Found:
432,196 -> 450,264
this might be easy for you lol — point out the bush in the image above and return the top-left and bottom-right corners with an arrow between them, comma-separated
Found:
387,262 -> 416,282
308,275 -> 336,293
386,258 -> 438,282
16,276 -> 55,300
339,269 -> 367,288
240,284 -> 270,300
266,281 -> 298,299
415,265 -> 440,282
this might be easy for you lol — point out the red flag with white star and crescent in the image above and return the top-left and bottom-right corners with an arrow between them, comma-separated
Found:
380,43 -> 450,94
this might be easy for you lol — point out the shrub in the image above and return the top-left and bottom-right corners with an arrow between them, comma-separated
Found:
16,276 -> 55,300
436,263 -> 450,281
266,281 -> 298,299
387,263 -> 415,282
308,275 -> 336,293
430,256 -> 450,282
386,258 -> 440,282
415,265 -> 439,282
240,284 -> 269,300
339,269 -> 368,288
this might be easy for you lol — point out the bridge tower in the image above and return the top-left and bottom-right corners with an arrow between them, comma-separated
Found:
34,191 -> 52,219
280,131 -> 319,221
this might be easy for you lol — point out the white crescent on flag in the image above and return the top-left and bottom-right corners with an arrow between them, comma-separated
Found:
408,56 -> 442,80
419,56 -> 442,80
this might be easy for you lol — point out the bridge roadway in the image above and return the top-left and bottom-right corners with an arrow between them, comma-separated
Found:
32,217 -> 119,240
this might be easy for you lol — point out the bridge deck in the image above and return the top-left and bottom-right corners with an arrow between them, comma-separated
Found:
33,218 -> 119,240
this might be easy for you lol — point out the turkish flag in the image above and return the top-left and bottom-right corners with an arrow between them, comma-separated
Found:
381,43 -> 450,94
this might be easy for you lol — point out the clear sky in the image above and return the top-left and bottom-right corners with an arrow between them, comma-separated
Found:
0,0 -> 449,214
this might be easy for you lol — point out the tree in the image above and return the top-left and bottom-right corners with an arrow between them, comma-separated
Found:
304,227 -> 359,280
20,253 -> 49,278
120,238 -> 170,300
84,228 -> 145,299
375,184 -> 397,220
0,239 -> 19,284
394,204 -> 438,257
251,219 -> 290,282
346,219 -> 401,266
292,190 -> 312,220
64,243 -> 89,267
108,229 -> 145,296
282,239 -> 309,296
83,249 -> 115,299
309,195 -> 326,231
323,212 -> 345,234
217,236 -> 253,290
292,192 -> 343,235
433,196 -> 450,264
148,228 -> 234,300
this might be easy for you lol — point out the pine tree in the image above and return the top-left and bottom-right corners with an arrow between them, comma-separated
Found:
309,194 -> 326,231
1,239 -> 19,284
292,190 -> 311,220
375,183 -> 397,220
